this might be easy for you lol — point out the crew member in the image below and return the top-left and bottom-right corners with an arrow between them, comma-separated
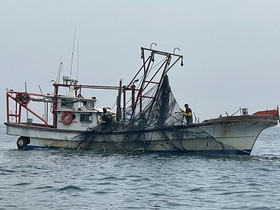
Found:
181,104 -> 193,124
100,107 -> 113,126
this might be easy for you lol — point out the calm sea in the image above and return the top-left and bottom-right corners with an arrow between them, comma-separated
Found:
1,125 -> 280,210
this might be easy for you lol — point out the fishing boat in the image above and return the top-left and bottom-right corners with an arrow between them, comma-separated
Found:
4,46 -> 279,155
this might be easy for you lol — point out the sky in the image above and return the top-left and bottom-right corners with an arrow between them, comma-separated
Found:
1,0 -> 280,123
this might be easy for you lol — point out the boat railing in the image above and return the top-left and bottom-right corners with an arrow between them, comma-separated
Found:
6,90 -> 51,127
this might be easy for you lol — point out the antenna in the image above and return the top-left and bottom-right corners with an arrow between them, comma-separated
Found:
70,28 -> 76,78
76,38 -> 79,82
38,85 -> 43,95
56,56 -> 63,84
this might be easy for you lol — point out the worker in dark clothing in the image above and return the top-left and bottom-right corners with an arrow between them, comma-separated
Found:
100,107 -> 113,127
181,104 -> 193,124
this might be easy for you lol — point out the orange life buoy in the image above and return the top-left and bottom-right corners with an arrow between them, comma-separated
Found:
61,112 -> 73,125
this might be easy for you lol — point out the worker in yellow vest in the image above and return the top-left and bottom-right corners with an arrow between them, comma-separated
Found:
181,104 -> 193,124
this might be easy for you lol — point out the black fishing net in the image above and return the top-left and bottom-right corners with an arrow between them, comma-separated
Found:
127,75 -> 183,130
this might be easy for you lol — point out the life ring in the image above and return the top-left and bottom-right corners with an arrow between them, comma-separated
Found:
61,112 -> 73,125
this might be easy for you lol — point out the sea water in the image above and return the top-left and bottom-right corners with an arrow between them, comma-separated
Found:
0,125 -> 280,210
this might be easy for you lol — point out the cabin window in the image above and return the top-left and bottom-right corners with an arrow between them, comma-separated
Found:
80,113 -> 92,123
61,99 -> 74,109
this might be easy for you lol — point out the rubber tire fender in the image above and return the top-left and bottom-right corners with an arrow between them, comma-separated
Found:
17,137 -> 30,149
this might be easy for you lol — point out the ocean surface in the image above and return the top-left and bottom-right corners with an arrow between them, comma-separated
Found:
1,125 -> 280,210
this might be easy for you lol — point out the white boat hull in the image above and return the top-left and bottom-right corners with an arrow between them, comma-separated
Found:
5,115 -> 278,155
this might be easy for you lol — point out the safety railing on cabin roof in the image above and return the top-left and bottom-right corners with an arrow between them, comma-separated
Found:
6,90 -> 50,126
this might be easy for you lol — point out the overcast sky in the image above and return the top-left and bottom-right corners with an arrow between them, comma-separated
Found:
1,0 -> 280,123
